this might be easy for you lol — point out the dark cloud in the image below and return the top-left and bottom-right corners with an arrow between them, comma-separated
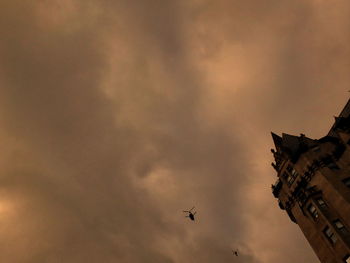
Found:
0,0 -> 349,262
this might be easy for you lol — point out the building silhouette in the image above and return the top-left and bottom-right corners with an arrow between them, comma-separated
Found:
271,99 -> 350,263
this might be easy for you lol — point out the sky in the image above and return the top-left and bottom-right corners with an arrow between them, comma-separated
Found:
0,0 -> 349,262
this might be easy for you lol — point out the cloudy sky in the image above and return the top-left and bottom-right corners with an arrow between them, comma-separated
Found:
0,0 -> 349,262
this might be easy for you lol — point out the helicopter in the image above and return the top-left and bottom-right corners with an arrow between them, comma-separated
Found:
183,206 -> 197,221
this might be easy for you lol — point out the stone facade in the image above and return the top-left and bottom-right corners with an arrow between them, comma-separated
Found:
271,99 -> 350,263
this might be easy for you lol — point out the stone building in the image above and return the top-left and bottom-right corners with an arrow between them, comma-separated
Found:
271,99 -> 350,263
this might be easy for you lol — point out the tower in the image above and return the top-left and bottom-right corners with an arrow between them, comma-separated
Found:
271,99 -> 350,263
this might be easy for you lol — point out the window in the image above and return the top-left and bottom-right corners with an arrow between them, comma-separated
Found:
291,169 -> 299,177
324,226 -> 337,244
312,146 -> 321,152
287,174 -> 296,185
297,192 -> 307,206
282,171 -> 296,186
334,220 -> 349,235
344,255 -> 350,263
307,204 -> 318,219
304,171 -> 311,178
316,198 -> 327,209
284,168 -> 298,186
343,178 -> 350,188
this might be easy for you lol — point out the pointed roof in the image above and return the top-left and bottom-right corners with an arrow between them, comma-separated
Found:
271,132 -> 282,149
280,133 -> 301,159
271,133 -> 317,163
339,99 -> 350,118
328,98 -> 350,137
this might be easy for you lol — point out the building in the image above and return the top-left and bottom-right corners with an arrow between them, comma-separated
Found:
271,99 -> 350,263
